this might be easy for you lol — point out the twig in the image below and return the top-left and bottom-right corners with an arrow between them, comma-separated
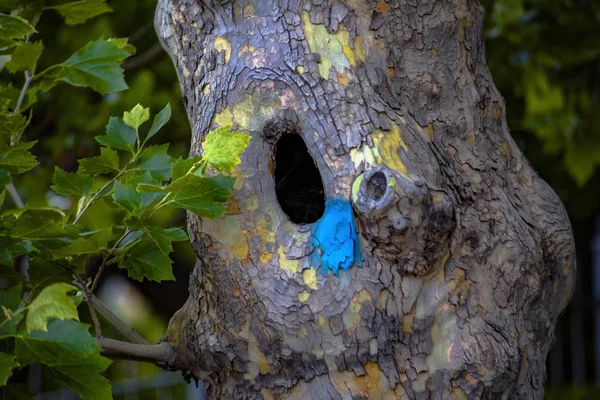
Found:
90,228 -> 132,293
92,294 -> 148,345
6,183 -> 25,208
75,275 -> 102,337
73,167 -> 126,224
96,338 -> 179,368
13,71 -> 32,118
123,43 -> 164,72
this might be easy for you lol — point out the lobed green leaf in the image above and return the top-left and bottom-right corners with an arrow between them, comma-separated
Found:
0,141 -> 37,174
51,167 -> 93,197
123,103 -> 149,130
15,319 -> 112,400
55,38 -> 131,95
49,0 -> 112,25
95,116 -> 136,152
202,125 -> 251,172
78,147 -> 120,176
0,352 -> 18,386
5,41 -> 43,73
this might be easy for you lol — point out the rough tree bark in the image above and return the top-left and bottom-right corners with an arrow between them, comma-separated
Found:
153,0 -> 575,398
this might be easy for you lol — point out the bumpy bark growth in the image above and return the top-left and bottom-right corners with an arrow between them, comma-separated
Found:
154,0 -> 575,398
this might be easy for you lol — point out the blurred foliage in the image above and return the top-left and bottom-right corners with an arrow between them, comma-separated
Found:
481,0 -> 600,223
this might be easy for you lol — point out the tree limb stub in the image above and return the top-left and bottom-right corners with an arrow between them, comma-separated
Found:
97,338 -> 181,370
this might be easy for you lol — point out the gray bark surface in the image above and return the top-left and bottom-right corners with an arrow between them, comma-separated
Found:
154,1 -> 575,398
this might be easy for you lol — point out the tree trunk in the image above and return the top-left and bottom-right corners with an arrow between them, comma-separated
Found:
154,0 -> 575,398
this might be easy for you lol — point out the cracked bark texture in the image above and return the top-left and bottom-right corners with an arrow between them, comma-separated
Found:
155,0 -> 575,398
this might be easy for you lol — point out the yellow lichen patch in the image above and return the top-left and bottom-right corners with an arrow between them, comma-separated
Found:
246,330 -> 271,377
371,124 -> 409,177
302,268 -> 318,290
451,387 -> 468,400
375,0 -> 390,15
214,36 -> 231,63
336,27 -> 356,66
378,289 -> 389,311
349,142 -> 378,169
318,313 -> 327,326
260,388 -> 275,400
426,304 -> 458,372
351,174 -> 365,203
256,212 -> 276,264
213,106 -> 233,126
298,326 -> 308,339
337,71 -> 349,85
492,103 -> 502,120
301,12 -> 352,79
201,215 -> 249,260
432,48 -> 439,56
353,36 -> 367,63
238,42 -> 255,58
231,95 -> 256,130
355,362 -> 382,398
386,67 -> 395,78
350,289 -> 373,313
344,289 -> 373,328
376,38 -> 386,55
165,309 -> 185,347
298,290 -> 310,302
447,267 -> 473,295
202,84 -> 210,96
296,65 -> 305,74
243,2 -> 255,17
278,244 -> 299,275
247,194 -> 259,211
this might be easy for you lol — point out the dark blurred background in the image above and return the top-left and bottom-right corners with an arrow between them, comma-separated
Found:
6,0 -> 600,398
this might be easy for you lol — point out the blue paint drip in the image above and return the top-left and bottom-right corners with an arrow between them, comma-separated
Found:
311,199 -> 362,276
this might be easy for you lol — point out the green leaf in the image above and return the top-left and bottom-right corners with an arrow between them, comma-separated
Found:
78,147 -> 120,176
5,41 -> 43,73
26,283 -> 79,332
118,239 -> 175,282
15,319 -> 112,400
167,175 -> 234,217
0,169 -> 9,186
0,189 -> 5,209
4,208 -> 67,240
0,265 -> 24,285
0,383 -> 33,400
106,37 -> 135,54
51,167 -> 92,196
0,112 -> 27,137
95,116 -> 136,152
0,14 -> 35,48
123,103 -> 149,130
172,155 -> 202,181
48,228 -> 113,259
27,259 -> 73,301
55,38 -> 131,95
202,125 -> 251,172
0,352 -> 18,386
49,0 -> 112,25
112,179 -> 141,211
143,226 -> 188,255
0,141 -> 37,174
144,103 -> 171,144
133,144 -> 172,180
113,172 -> 164,213
0,284 -> 23,337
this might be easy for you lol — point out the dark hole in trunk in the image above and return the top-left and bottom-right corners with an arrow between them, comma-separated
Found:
274,133 -> 325,224
366,171 -> 387,201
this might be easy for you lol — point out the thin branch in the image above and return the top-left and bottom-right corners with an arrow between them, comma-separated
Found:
92,295 -> 148,345
90,228 -> 132,293
6,183 -> 25,208
13,71 -> 32,118
123,43 -> 164,72
75,275 -> 102,337
73,167 -> 126,224
96,338 -> 179,367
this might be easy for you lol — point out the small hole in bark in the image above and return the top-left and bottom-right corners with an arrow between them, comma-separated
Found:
274,133 -> 325,224
366,171 -> 387,201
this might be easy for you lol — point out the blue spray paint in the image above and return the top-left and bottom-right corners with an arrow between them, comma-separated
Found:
310,199 -> 362,276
